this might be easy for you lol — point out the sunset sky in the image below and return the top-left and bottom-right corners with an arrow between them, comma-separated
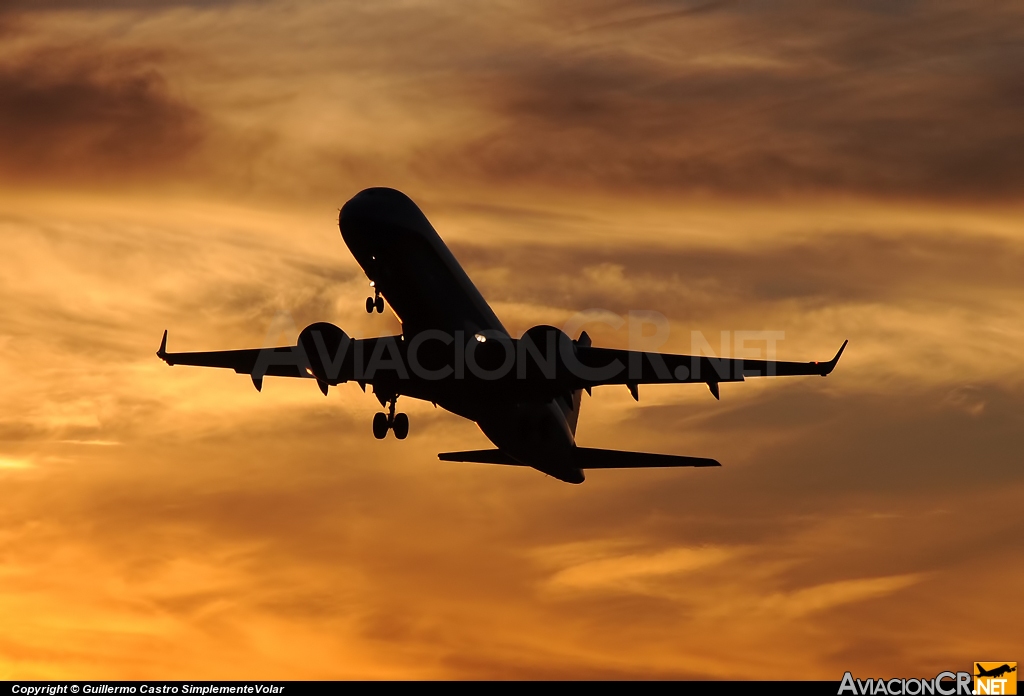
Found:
1,0 -> 1022,679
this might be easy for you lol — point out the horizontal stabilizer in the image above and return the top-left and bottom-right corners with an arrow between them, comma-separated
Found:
438,449 -> 526,465
438,447 -> 720,469
573,447 -> 720,468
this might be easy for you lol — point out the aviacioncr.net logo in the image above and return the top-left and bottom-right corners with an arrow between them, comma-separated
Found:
974,663 -> 1017,695
839,671 -> 973,695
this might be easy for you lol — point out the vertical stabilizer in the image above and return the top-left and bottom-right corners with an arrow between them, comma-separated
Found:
564,331 -> 592,436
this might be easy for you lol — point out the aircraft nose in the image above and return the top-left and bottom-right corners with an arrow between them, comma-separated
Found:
339,187 -> 431,233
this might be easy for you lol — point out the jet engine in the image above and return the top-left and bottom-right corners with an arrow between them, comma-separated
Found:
298,322 -> 351,386
517,324 -> 577,382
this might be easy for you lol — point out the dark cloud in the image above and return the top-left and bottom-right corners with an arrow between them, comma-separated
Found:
6,0 -> 1020,203
0,0 -> 248,10
451,231 -> 1024,325
407,0 -> 1024,201
0,46 -> 203,183
635,383 -> 1024,503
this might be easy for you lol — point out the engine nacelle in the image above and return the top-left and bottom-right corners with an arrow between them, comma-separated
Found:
517,324 -> 576,382
298,322 -> 351,384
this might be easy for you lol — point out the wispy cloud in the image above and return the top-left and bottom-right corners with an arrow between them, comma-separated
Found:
0,0 -> 1021,680
541,545 -> 734,594
4,0 -> 1024,203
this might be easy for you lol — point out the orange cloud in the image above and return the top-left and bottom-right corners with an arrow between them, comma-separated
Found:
0,0 -> 1022,680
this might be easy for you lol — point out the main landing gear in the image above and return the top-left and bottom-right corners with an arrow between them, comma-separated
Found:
365,282 -> 384,314
372,397 -> 409,440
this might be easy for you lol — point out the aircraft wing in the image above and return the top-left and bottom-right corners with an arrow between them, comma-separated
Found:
571,340 -> 847,399
156,330 -> 312,388
155,328 -> 415,395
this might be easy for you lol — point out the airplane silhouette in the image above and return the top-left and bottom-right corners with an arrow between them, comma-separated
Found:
158,187 -> 846,483
977,665 -> 1017,679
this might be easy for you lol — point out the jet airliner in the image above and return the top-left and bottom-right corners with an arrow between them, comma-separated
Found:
158,188 -> 846,483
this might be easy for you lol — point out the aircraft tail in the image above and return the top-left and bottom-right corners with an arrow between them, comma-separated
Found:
563,330 -> 592,436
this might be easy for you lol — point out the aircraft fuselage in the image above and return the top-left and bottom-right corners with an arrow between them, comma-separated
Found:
339,187 -> 584,482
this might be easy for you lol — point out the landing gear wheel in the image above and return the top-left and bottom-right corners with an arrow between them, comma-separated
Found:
392,413 -> 409,440
374,295 -> 384,313
372,412 -> 389,439
365,297 -> 375,314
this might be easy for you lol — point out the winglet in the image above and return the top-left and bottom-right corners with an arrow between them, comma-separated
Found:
820,339 -> 848,376
157,330 -> 171,364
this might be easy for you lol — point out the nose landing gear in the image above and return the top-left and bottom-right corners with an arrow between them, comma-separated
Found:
365,282 -> 384,314
371,396 -> 409,440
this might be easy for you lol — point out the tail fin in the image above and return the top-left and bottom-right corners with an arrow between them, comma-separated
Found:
563,331 -> 592,436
